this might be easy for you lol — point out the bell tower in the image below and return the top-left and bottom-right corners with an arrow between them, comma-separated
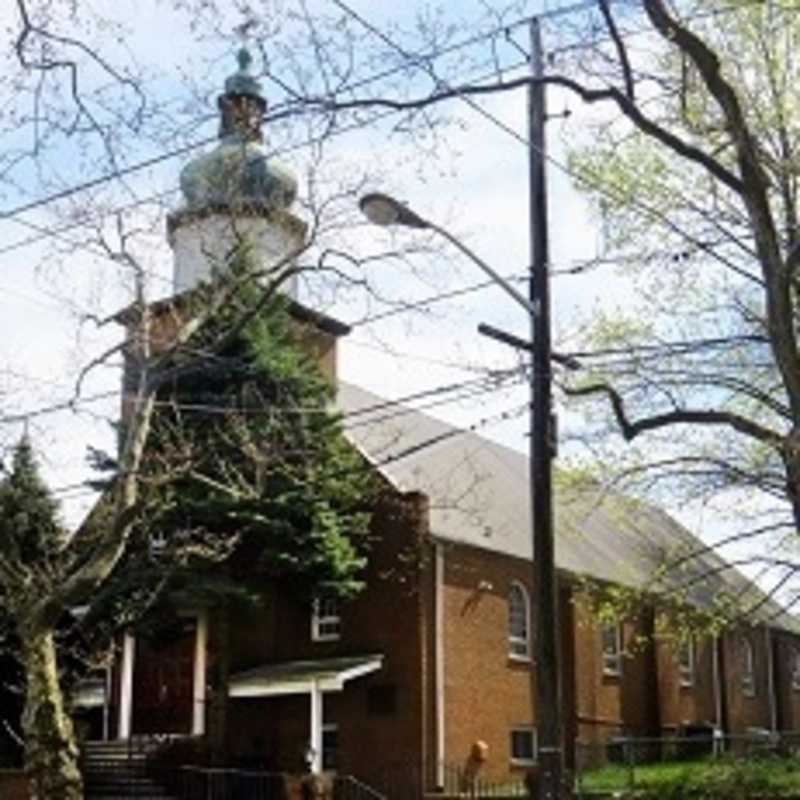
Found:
167,48 -> 306,295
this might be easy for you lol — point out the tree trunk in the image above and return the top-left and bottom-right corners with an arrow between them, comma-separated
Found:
20,626 -> 83,800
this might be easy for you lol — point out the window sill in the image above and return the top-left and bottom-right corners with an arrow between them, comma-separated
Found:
312,635 -> 341,643
510,758 -> 536,768
508,653 -> 531,664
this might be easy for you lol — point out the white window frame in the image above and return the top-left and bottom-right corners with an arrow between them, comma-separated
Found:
678,638 -> 695,688
508,582 -> 531,660
312,597 -> 341,642
741,638 -> 756,697
792,650 -> 800,692
601,623 -> 623,676
149,530 -> 168,556
510,726 -> 537,766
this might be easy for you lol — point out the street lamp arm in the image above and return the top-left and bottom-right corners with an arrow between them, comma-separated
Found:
359,191 -> 537,318
427,220 -> 538,318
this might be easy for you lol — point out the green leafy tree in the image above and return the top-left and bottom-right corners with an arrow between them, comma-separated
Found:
140,281 -> 371,603
533,1 -> 800,609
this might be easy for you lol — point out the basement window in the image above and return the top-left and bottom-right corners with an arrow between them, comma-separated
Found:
510,727 -> 537,765
601,623 -> 623,676
312,597 -> 341,642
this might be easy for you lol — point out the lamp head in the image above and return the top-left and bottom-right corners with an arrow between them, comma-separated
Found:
359,193 -> 429,229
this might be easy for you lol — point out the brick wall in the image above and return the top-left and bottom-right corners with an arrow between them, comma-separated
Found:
773,631 -> 800,731
224,488 -> 430,791
656,633 -> 717,732
720,627 -> 772,734
572,596 -> 659,747
0,771 -> 28,800
437,542 -> 535,782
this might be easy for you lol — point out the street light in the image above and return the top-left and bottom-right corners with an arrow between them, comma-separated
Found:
359,191 -> 564,799
359,193 -> 537,319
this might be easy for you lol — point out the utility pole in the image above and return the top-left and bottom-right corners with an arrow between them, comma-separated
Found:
528,17 -> 563,800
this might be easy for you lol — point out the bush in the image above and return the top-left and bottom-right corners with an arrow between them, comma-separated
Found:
634,756 -> 800,800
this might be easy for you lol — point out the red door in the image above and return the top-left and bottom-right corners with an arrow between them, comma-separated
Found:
132,620 -> 196,734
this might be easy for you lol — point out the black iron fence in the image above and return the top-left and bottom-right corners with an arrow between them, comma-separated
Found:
174,766 -> 287,800
81,760 -> 395,800
335,774 -> 389,800
436,762 -> 526,798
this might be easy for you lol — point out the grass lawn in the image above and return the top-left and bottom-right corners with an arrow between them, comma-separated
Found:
578,756 -> 800,796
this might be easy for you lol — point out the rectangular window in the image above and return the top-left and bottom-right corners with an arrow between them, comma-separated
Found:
678,639 -> 694,687
322,724 -> 338,771
601,623 -> 622,676
510,727 -> 536,765
312,597 -> 341,642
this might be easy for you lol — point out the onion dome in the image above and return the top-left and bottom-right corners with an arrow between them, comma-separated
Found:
179,48 -> 297,213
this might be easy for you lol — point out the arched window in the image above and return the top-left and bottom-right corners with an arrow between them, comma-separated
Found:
741,638 -> 756,696
508,582 -> 530,659
601,623 -> 623,676
792,650 -> 800,692
678,638 -> 694,687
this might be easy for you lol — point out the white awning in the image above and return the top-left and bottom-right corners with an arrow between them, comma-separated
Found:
228,654 -> 384,698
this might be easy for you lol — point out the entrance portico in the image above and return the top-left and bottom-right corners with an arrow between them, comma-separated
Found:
228,654 -> 384,773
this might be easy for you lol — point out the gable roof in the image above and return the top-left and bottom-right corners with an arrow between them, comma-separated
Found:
337,382 -> 800,634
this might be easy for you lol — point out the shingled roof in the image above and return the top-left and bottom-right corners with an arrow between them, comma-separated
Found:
337,381 -> 800,634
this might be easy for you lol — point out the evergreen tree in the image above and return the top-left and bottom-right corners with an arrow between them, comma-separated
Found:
0,436 -> 83,799
133,262 -> 374,606
0,434 -> 63,566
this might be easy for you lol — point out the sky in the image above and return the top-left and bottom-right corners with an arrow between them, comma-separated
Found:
0,0 -> 755,574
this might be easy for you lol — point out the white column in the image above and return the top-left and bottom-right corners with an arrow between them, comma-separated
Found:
310,680 -> 324,773
192,611 -> 209,736
118,632 -> 136,740
103,665 -> 111,741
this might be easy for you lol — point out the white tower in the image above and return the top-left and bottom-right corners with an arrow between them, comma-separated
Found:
167,49 -> 306,295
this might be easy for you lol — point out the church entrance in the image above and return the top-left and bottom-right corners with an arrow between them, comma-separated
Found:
131,620 -> 197,735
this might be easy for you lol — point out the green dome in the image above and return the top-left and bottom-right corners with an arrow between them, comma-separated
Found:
178,48 -> 297,213
180,139 -> 297,212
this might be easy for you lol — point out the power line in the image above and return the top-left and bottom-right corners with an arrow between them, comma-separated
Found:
0,2 -> 752,287
0,5 -> 547,232
328,0 -> 770,285
0,364 -> 522,428
48,398 -> 529,498
0,0 -> 773,242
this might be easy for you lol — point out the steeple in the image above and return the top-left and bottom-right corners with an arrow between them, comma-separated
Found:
167,48 -> 306,296
177,48 -> 297,215
218,47 -> 267,142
